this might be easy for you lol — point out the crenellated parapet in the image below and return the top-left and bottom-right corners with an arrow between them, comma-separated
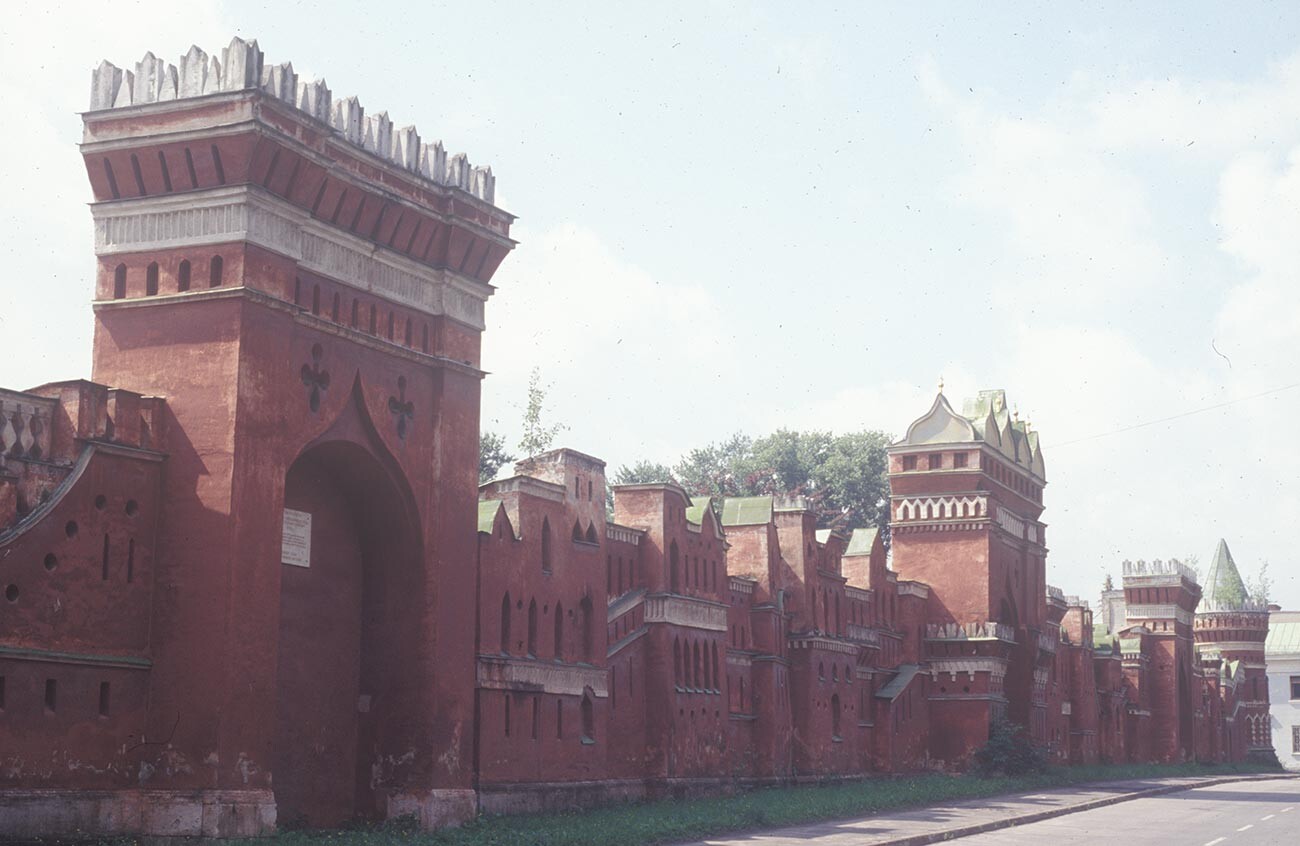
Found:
1122,558 -> 1198,583
90,38 -> 496,203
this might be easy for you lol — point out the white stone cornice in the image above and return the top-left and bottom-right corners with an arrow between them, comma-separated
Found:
476,655 -> 607,697
90,185 -> 493,329
1127,604 -> 1194,626
643,593 -> 728,632
928,657 -> 1009,681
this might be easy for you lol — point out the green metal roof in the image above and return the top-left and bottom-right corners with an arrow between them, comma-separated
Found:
875,664 -> 921,700
685,496 -> 712,526
719,496 -> 773,527
478,500 -> 502,533
1266,612 -> 1300,656
1204,538 -> 1248,609
845,527 -> 878,557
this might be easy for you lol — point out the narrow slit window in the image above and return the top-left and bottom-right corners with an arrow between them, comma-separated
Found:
99,681 -> 111,717
44,679 -> 57,712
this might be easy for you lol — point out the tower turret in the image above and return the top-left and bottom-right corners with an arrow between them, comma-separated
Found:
1194,539 -> 1271,755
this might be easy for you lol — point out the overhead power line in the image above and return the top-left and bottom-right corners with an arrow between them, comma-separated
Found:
1052,381 -> 1300,449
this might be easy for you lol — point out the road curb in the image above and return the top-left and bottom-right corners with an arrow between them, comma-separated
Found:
874,774 -> 1298,845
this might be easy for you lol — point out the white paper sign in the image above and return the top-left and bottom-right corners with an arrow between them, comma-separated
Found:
281,509 -> 312,568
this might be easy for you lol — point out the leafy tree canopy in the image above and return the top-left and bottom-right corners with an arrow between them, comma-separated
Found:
479,430 -> 515,485
518,367 -> 566,457
669,428 -> 892,535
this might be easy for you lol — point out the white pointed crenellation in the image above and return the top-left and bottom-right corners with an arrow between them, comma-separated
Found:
113,70 -> 135,108
363,112 -> 393,159
202,56 -> 223,95
132,52 -> 167,105
471,167 -> 495,204
261,62 -> 297,104
447,153 -> 471,190
332,96 -> 364,144
179,46 -> 209,98
220,37 -> 263,91
297,79 -> 332,123
90,60 -> 122,110
89,38 -> 499,202
393,126 -> 421,170
419,141 -> 446,183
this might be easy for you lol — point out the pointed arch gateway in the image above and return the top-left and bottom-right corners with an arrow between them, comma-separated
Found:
273,376 -> 427,828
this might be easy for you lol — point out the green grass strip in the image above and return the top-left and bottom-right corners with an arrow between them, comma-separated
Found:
239,762 -> 1277,846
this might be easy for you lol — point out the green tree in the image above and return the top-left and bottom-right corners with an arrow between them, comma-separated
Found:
479,430 -> 515,484
1246,560 -> 1273,606
608,460 -> 678,517
518,367 -> 566,457
670,429 -> 892,535
612,460 -> 677,486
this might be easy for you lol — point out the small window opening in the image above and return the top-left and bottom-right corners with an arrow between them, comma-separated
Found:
113,264 -> 127,299
145,262 -> 159,296
99,681 -> 111,717
209,255 -> 223,287
44,679 -> 57,712
177,259 -> 191,292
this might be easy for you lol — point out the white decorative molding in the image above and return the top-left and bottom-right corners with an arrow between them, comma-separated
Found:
893,494 -> 987,522
1126,604 -> 1194,626
898,581 -> 929,599
606,523 -> 643,545
91,187 -> 492,329
994,505 -> 1025,538
643,594 -> 727,632
846,624 -> 882,647
926,621 -> 1016,642
476,655 -> 607,697
91,38 -> 497,203
929,657 -> 1009,682
728,576 -> 756,595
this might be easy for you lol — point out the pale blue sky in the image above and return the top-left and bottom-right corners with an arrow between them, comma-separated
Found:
2,2 -> 1298,608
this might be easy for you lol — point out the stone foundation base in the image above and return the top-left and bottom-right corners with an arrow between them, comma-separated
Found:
0,788 -> 276,838
383,788 -> 478,829
478,779 -> 648,815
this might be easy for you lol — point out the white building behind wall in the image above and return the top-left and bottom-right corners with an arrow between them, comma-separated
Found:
1266,610 -> 1300,771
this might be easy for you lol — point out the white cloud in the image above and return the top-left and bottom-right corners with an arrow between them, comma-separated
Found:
0,2 -> 233,389
919,53 -> 1300,608
481,222 -> 737,466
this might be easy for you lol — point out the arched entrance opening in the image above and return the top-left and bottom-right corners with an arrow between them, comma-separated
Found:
273,428 -> 424,828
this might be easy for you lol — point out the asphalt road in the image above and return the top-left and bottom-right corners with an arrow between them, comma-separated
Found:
948,778 -> 1300,845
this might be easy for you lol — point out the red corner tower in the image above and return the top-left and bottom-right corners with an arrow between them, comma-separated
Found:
77,38 -> 513,830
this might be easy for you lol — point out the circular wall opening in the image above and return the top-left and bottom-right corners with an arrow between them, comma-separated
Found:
65,520 -> 78,538
4,584 -> 18,602
94,495 -> 107,510
125,500 -> 139,517
43,553 -> 57,572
